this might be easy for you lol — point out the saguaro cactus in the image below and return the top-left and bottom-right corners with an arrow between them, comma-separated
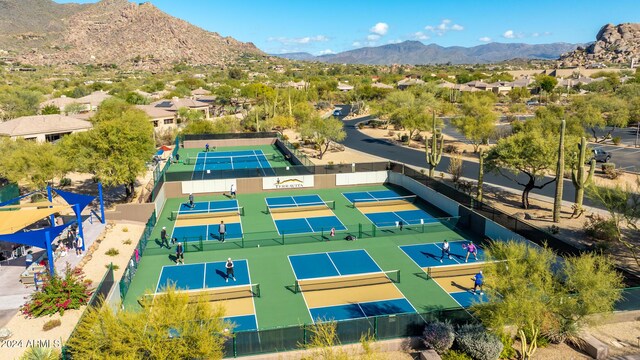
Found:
571,136 -> 596,218
477,148 -> 486,202
426,112 -> 443,178
553,119 -> 566,223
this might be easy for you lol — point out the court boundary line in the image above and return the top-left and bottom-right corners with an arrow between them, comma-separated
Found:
245,260 -> 259,330
155,262 -> 206,293
400,240 -> 471,265
287,254 -> 315,324
288,249 -> 372,268
325,252 -> 342,276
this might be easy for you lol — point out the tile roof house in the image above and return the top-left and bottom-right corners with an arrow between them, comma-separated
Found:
75,91 -> 112,111
135,105 -> 177,131
190,87 -> 212,96
397,78 -> 425,90
337,82 -> 354,91
40,91 -> 112,114
150,97 -> 210,119
0,114 -> 92,142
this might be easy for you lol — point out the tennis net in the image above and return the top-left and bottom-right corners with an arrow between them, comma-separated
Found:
427,263 -> 484,279
142,283 -> 260,305
267,200 -> 335,214
353,195 -> 417,208
294,270 -> 400,293
185,153 -> 280,165
170,206 -> 244,220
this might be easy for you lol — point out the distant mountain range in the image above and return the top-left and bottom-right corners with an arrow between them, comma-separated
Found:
275,40 -> 582,65
0,0 -> 263,70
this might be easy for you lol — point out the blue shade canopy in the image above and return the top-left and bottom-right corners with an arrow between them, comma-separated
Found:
53,188 -> 96,216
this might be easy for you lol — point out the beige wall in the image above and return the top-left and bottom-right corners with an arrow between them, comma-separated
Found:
184,138 -> 276,149
107,203 -> 155,223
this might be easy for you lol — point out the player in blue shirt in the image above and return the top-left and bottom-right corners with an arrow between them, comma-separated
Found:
473,271 -> 484,295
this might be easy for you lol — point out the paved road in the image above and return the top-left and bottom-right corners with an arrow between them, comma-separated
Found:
337,107 -> 592,207
591,124 -> 640,147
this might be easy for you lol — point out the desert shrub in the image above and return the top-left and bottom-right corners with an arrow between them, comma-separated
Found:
105,248 -> 119,256
42,319 -> 61,331
400,134 -> 409,143
448,155 -> 463,184
59,178 -> 72,187
387,129 -> 395,137
444,144 -> 459,154
441,349 -> 473,360
122,239 -> 132,245
548,225 -> 560,234
584,214 -> 618,242
292,142 -> 301,149
455,323 -> 503,360
357,122 -> 365,129
282,134 -> 289,141
122,227 -> 129,232
612,136 -> 621,145
601,163 -> 619,179
423,320 -> 455,354
30,193 -> 45,203
498,332 -> 517,359
21,267 -> 92,317
413,133 -> 424,142
19,346 -> 60,360
107,264 -> 120,271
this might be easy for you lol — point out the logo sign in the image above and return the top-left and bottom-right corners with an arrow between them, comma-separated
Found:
263,175 -> 314,190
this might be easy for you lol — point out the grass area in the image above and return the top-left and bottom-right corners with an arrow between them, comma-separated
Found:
124,184 -> 481,329
167,144 -> 292,174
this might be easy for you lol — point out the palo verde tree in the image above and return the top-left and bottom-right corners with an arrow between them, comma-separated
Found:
0,138 -> 68,191
66,287 -> 229,359
450,92 -> 498,152
299,116 -> 346,160
59,104 -> 155,198
472,241 -> 623,359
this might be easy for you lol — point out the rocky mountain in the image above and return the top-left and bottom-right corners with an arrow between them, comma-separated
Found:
274,40 -> 579,65
273,52 -> 316,61
559,23 -> 640,67
0,0 -> 263,70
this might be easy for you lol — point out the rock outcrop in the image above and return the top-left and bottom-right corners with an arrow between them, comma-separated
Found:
559,23 -> 640,67
0,0 -> 263,70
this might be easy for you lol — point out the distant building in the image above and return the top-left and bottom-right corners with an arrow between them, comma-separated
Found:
397,77 -> 424,90
0,115 -> 92,142
371,82 -> 394,89
190,87 -> 211,96
135,105 -> 177,131
337,82 -> 354,91
40,90 -> 112,114
150,97 -> 210,119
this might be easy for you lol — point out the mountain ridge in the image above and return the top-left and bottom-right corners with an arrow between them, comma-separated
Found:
276,40 -> 581,65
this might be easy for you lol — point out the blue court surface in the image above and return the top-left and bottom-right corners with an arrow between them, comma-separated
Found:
266,195 -> 347,235
399,241 -> 485,267
156,260 -> 258,331
289,250 -> 416,322
192,150 -> 276,180
342,190 -> 437,227
172,200 -> 243,242
450,291 -> 488,308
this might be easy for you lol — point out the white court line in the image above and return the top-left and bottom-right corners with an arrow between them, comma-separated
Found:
363,249 -> 419,314
326,252 -> 342,276
245,260 -> 259,330
287,255 -> 315,323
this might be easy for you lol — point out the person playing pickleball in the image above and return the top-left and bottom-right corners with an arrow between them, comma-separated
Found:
463,241 -> 478,263
175,242 -> 184,265
473,270 -> 484,295
225,257 -> 236,282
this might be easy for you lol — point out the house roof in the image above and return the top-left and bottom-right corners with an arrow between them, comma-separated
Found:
40,96 -> 81,109
191,87 -> 211,96
371,82 -> 394,89
337,82 -> 354,90
76,91 -> 112,107
0,115 -> 92,137
150,97 -> 209,111
135,105 -> 176,119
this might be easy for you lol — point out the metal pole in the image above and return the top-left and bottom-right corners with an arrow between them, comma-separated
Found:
98,183 -> 106,224
75,204 -> 85,251
47,186 -> 55,227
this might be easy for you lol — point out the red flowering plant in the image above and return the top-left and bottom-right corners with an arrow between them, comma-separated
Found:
21,266 -> 93,317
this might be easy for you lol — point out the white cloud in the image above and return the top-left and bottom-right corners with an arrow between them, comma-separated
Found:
317,49 -> 335,55
425,19 -> 464,36
503,30 -> 515,39
531,32 -> 540,37
268,35 -> 329,45
370,22 -> 389,36
543,31 -> 552,36
352,41 -> 361,47
367,34 -> 381,41
479,36 -> 492,42
413,31 -> 430,40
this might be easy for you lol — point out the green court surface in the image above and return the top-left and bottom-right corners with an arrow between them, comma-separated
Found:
167,144 -> 292,174
124,185 -> 482,329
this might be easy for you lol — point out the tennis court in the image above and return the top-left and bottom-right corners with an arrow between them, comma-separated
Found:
289,249 -> 415,322
171,200 -> 243,242
154,260 -> 259,331
400,242 -> 488,308
266,195 -> 347,235
191,150 -> 278,180
343,190 -> 438,228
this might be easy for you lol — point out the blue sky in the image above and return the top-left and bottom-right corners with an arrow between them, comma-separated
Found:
55,0 -> 640,55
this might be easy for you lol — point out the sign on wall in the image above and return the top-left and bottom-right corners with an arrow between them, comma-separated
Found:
263,175 -> 314,190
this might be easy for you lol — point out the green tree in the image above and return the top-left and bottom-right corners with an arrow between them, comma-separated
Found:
508,87 -> 530,103
182,119 -> 215,134
534,75 -> 557,102
299,116 -> 346,159
0,87 -> 43,120
177,107 -> 205,123
90,98 -> 132,123
0,138 -> 68,191
64,102 -> 86,116
66,287 -> 228,359
451,94 -> 497,152
59,107 -> 154,197
473,241 -> 623,359
41,104 -> 60,115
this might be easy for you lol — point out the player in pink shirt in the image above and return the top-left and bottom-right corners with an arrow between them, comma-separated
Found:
463,241 -> 478,262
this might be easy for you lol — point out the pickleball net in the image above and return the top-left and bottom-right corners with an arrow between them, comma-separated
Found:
293,270 -> 400,293
352,195 -> 417,208
170,206 -> 244,221
267,200 -> 335,214
426,263 -> 485,279
142,283 -> 261,305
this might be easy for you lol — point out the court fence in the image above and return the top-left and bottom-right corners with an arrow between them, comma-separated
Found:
182,132 -> 279,141
118,210 -> 156,300
223,308 -> 472,358
142,217 -> 460,256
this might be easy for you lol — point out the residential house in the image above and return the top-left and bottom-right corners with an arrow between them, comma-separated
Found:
135,105 -> 177,131
397,78 -> 425,90
76,91 -> 112,112
337,82 -> 354,91
40,95 -> 83,113
0,115 -> 92,142
191,87 -> 211,96
40,90 -> 112,114
285,80 -> 309,90
371,82 -> 394,89
150,97 -> 210,119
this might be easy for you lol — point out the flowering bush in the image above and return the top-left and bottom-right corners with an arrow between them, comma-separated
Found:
21,267 -> 92,318
422,320 -> 455,354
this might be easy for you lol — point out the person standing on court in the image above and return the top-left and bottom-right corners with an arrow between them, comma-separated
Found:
230,184 -> 236,199
473,271 -> 484,295
188,193 -> 194,208
225,258 -> 236,282
175,242 -> 184,265
160,226 -> 169,248
464,241 -> 478,263
440,240 -> 451,262
219,220 -> 226,242
205,143 -> 210,152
